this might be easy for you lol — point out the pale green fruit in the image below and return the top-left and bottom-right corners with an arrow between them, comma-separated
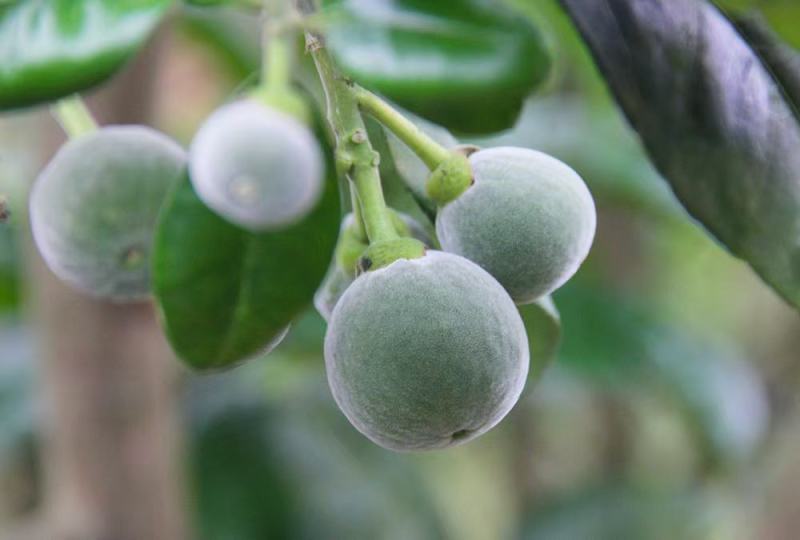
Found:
313,211 -> 434,322
30,126 -> 186,301
436,147 -> 596,304
325,250 -> 529,451
189,99 -> 324,231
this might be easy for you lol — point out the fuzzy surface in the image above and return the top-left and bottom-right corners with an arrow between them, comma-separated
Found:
30,126 -> 185,301
325,250 -> 529,451
437,147 -> 596,304
190,99 -> 323,230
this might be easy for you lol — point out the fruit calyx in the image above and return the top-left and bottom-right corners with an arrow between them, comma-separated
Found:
357,237 -> 426,273
425,150 -> 475,206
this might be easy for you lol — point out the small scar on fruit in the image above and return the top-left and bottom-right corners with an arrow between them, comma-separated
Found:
358,256 -> 373,273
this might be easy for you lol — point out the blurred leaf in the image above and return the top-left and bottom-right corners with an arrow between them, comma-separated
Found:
521,485 -> 709,540
0,226 -> 20,313
270,379 -> 448,540
560,0 -> 800,309
715,0 -> 800,48
0,324 -> 37,458
733,14 -> 800,105
189,390 -> 298,540
0,0 -> 172,110
519,296 -> 561,381
557,283 -> 768,464
649,335 -> 769,466
322,0 -> 551,134
152,164 -> 340,370
179,5 -> 260,81
186,369 -> 447,540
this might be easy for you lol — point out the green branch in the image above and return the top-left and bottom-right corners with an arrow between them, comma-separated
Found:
307,33 -> 397,244
51,96 -> 97,139
354,86 -> 451,170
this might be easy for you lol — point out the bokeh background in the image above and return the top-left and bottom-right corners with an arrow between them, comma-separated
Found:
1,1 -> 799,539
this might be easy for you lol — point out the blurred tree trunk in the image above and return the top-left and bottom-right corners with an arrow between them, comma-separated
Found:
28,28 -> 189,540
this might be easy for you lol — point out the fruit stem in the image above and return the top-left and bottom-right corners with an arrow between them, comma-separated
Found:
354,86 -> 451,170
307,33 -> 397,244
51,96 -> 98,139
261,2 -> 292,93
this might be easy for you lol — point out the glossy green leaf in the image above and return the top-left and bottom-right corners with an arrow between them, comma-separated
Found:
0,0 -> 172,110
322,0 -> 551,134
152,163 -> 340,370
519,296 -> 561,381
560,0 -> 800,309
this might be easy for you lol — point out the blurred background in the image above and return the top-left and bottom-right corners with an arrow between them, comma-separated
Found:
1,1 -> 799,539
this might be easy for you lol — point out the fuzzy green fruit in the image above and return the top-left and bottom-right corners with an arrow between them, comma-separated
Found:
30,126 -> 185,301
314,211 -> 434,322
189,99 -> 324,231
436,147 -> 596,304
325,250 -> 529,451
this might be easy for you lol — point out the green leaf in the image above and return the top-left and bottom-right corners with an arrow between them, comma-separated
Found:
560,0 -> 800,309
0,0 -> 172,110
519,296 -> 561,381
322,0 -> 551,135
152,164 -> 340,370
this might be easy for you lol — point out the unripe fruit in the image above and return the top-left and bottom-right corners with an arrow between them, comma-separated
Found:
30,126 -> 185,301
189,99 -> 324,231
314,211 -> 434,322
436,147 -> 596,304
325,250 -> 529,451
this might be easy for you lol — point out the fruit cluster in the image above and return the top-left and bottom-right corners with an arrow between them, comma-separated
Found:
27,14 -> 594,453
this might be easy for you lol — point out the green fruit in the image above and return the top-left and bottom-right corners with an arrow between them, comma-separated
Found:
314,211 -> 434,322
30,126 -> 185,301
436,147 -> 596,304
189,99 -> 324,231
325,250 -> 529,451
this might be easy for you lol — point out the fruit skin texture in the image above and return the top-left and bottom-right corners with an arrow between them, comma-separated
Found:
189,99 -> 324,231
30,126 -> 186,301
436,147 -> 596,304
325,250 -> 529,451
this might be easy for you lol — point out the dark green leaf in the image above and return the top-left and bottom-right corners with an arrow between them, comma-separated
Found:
0,0 -> 172,110
560,0 -> 800,309
152,163 -> 340,370
322,0 -> 551,134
